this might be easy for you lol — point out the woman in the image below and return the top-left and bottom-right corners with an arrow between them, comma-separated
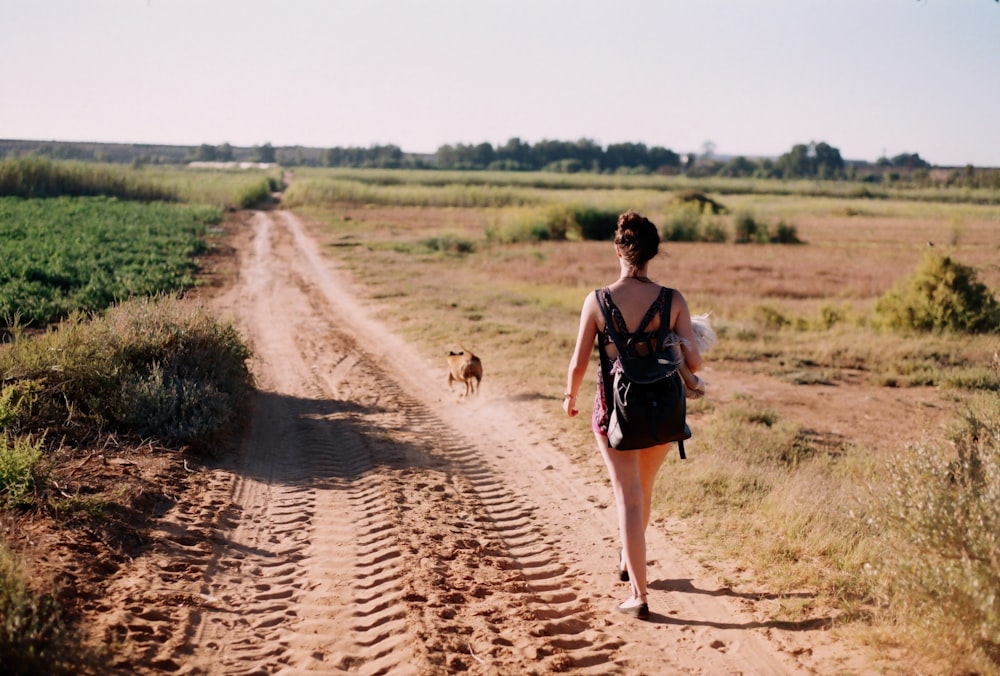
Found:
563,210 -> 702,620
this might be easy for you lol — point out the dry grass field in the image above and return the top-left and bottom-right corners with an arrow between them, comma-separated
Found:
293,188 -> 1000,672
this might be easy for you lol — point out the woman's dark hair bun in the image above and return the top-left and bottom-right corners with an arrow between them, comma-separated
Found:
614,210 -> 659,267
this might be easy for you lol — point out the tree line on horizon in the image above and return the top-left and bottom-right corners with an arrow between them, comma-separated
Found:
3,137 -> 999,188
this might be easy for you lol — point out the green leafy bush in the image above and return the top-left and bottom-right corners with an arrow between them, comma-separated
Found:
572,206 -> 618,241
0,435 -> 43,507
875,253 -> 1000,333
662,204 -> 704,242
733,212 -> 767,243
731,212 -> 802,244
770,219 -> 802,244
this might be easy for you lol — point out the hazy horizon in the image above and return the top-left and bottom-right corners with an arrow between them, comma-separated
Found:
4,0 -> 999,167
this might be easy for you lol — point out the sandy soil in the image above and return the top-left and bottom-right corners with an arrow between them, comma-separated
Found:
74,207 -> 953,674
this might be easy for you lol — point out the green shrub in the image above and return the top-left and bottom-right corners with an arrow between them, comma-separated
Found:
733,211 -> 767,243
750,304 -> 792,330
872,394 -> 1000,670
701,219 -> 729,243
421,234 -> 476,254
573,206 -> 618,241
770,219 -> 803,244
485,208 -> 550,244
0,435 -> 43,507
875,253 -> 1000,333
0,381 -> 34,430
662,204 -> 703,242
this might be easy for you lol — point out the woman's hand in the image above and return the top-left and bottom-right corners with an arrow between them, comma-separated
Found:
563,393 -> 579,417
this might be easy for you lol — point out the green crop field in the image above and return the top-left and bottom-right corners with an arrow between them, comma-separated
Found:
0,196 -> 221,327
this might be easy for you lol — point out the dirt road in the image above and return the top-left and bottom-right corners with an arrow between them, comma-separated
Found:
90,209 -> 864,674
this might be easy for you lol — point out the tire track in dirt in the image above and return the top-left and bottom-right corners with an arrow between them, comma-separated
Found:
88,208 -> 829,674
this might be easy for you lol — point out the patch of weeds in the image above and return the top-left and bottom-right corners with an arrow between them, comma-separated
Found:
421,234 -> 476,254
788,370 -> 836,386
0,546 -> 109,674
870,393 -> 1000,672
0,435 -> 44,507
941,367 -> 1000,391
48,494 -> 109,519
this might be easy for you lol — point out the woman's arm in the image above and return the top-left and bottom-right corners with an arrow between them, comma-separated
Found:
671,289 -> 703,374
564,292 -> 599,417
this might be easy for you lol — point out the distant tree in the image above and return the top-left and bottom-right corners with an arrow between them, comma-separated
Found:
719,155 -> 757,177
497,137 -> 534,169
776,141 -> 844,179
777,143 -> 813,178
217,143 -> 234,161
435,144 -> 458,168
753,158 -> 781,179
250,143 -> 276,163
648,146 -> 680,171
701,140 -> 716,162
572,138 -> 603,171
368,144 -> 404,168
532,139 -> 577,169
889,152 -> 931,169
544,158 -> 585,173
814,142 -> 844,178
195,144 -> 217,161
470,142 -> 495,168
604,142 -> 648,172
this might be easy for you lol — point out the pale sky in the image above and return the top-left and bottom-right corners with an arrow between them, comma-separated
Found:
3,0 -> 999,167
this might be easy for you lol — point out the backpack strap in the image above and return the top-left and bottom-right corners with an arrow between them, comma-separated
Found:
597,287 -> 673,357
595,290 -> 617,437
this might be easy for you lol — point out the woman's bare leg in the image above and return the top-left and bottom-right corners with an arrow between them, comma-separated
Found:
638,444 -> 669,531
597,435 -> 668,606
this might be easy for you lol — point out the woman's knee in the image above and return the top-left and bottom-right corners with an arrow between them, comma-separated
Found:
617,484 -> 645,513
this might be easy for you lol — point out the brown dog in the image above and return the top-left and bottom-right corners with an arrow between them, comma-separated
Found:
447,346 -> 483,398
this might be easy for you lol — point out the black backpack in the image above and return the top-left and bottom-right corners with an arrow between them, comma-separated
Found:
596,288 -> 691,459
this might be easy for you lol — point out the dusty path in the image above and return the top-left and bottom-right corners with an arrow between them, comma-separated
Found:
90,209 -> 863,674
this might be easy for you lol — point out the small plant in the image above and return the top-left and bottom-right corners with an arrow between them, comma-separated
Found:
0,547 -> 107,674
0,435 -> 43,507
875,252 -> 1000,334
732,211 -> 766,243
770,219 -> 802,244
421,234 -> 476,254
750,304 -> 792,330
